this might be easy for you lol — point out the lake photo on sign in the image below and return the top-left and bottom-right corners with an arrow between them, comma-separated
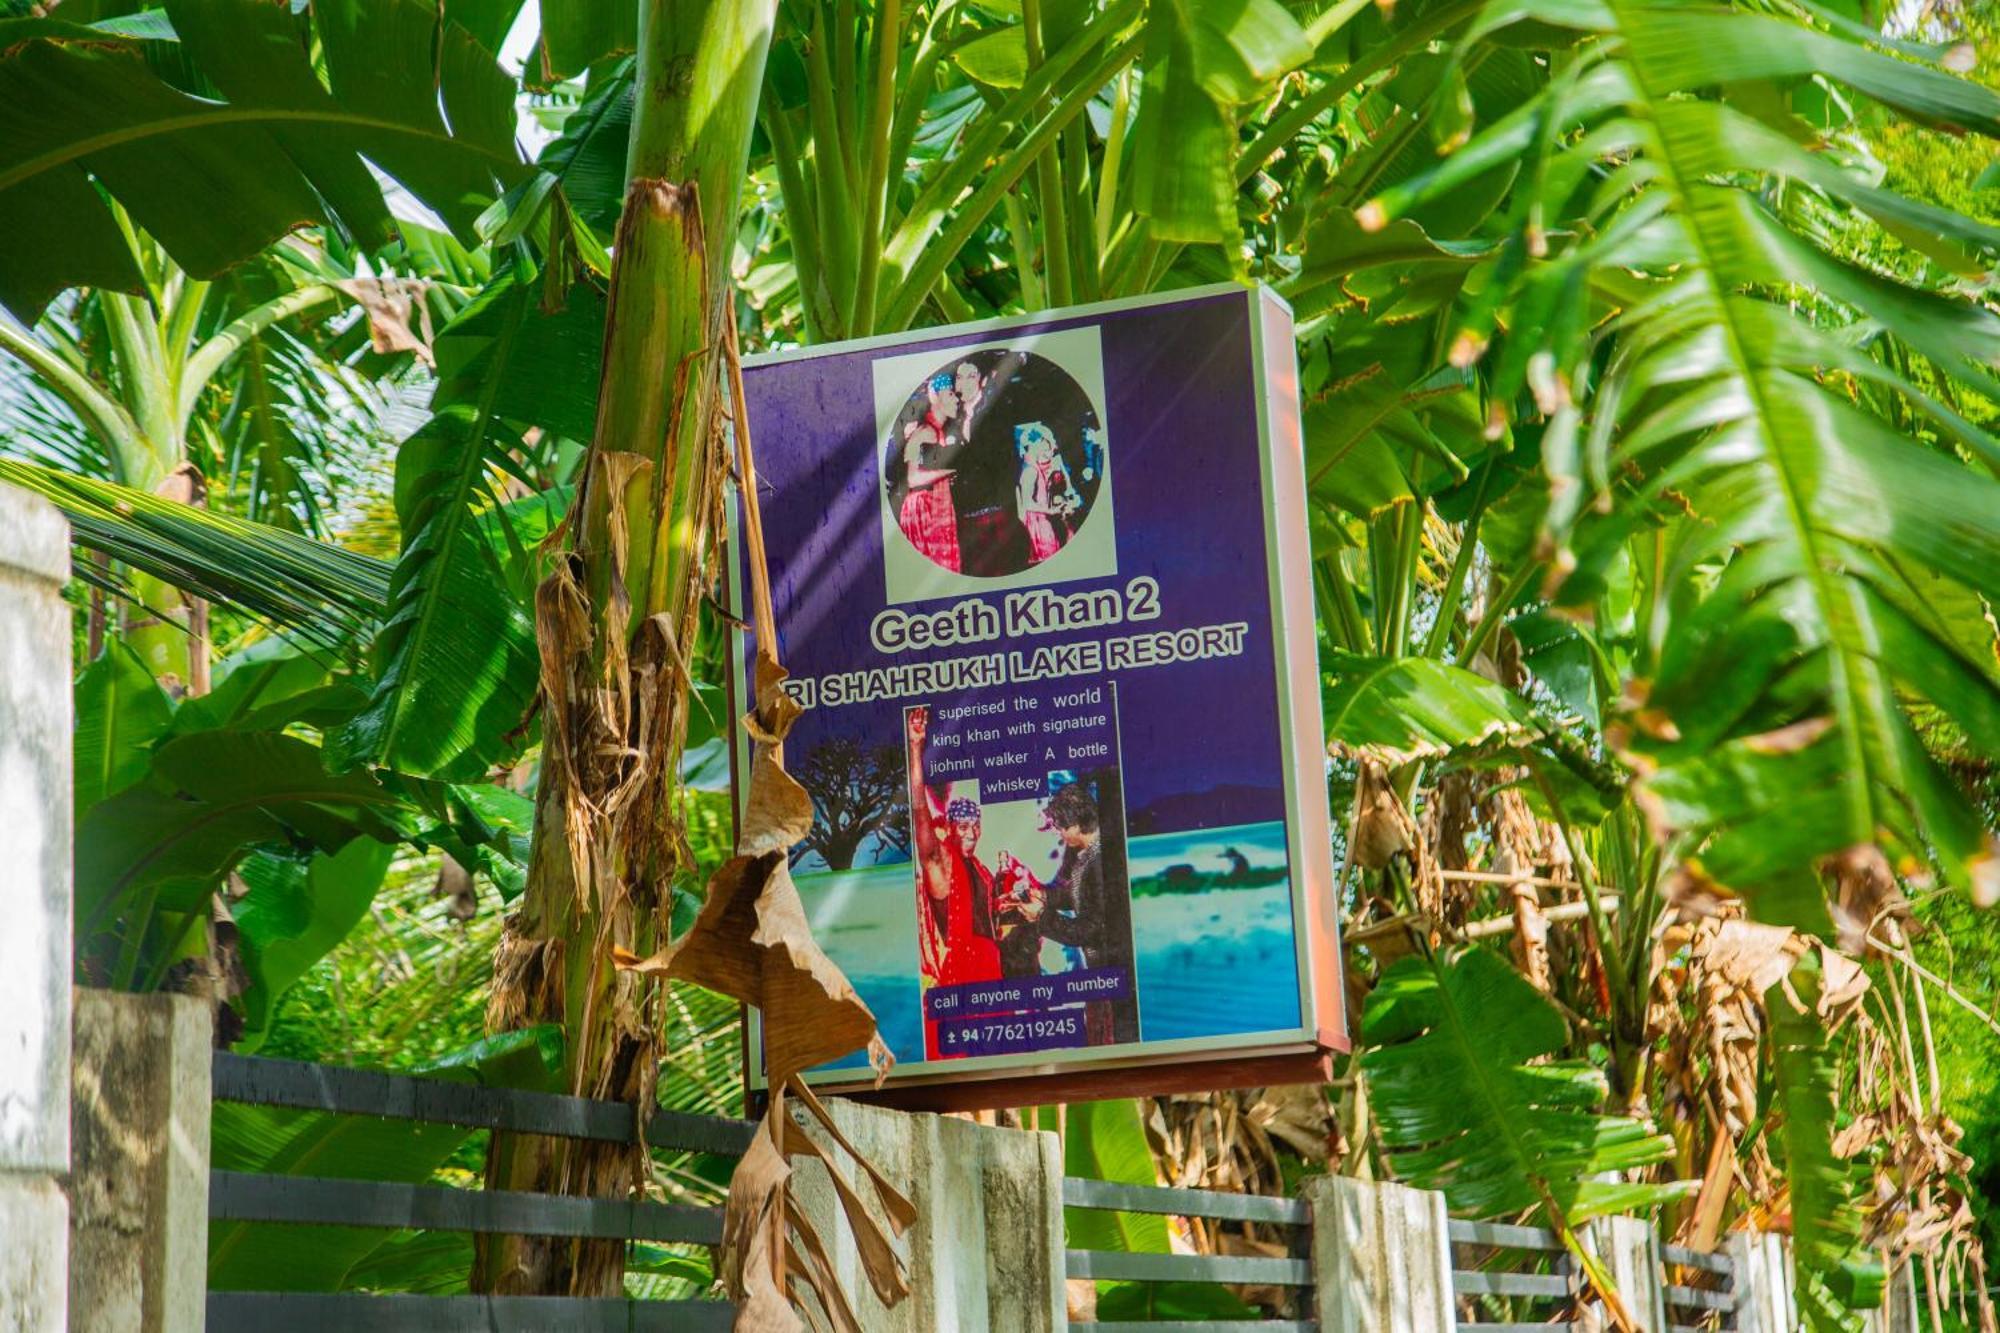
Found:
731,285 -> 1344,1103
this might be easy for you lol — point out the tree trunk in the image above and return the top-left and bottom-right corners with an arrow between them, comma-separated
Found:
476,0 -> 779,1299
125,463 -> 207,696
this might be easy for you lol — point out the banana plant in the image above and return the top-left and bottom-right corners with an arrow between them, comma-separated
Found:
9,0 -> 2000,1322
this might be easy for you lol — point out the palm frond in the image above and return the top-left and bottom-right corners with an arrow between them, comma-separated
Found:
0,458 -> 387,644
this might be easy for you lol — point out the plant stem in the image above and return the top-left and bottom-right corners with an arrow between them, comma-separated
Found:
761,103 -> 830,341
1325,548 -> 1373,654
1022,0 -> 1074,307
1422,461 -> 1492,658
1094,67 -> 1131,257
882,35 -> 1137,329
1457,559 -> 1536,668
1004,189 -> 1046,310
849,0 -> 903,334
803,3 -> 859,331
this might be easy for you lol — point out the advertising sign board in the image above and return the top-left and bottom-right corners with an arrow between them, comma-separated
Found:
732,283 -> 1342,1107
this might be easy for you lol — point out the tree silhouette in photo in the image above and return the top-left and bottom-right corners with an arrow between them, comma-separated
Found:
791,737 -> 909,870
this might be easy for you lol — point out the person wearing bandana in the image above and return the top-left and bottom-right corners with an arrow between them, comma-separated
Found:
906,709 -> 1002,1007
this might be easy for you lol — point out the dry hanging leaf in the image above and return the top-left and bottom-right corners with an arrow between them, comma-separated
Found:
609,313 -> 907,1330
335,275 -> 434,365
1705,919 -> 1804,996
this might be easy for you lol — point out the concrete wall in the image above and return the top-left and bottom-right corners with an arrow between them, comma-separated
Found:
1304,1175 -> 1456,1333
0,485 -> 72,1333
1583,1213 -> 1667,1333
792,1099 -> 1065,1333
67,991 -> 210,1333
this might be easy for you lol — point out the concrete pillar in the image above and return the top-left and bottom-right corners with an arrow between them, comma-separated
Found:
1580,1214 -> 1666,1332
791,1099 -> 1065,1333
1727,1230 -> 1797,1333
67,991 -> 212,1333
1304,1176 -> 1456,1333
0,485 -> 73,1333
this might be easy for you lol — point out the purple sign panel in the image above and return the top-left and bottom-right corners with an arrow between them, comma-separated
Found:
734,285 -> 1342,1094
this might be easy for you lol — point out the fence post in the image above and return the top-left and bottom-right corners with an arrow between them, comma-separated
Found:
1863,1259 -> 1919,1333
1303,1176 -> 1456,1333
791,1099 -> 1065,1332
1580,1215 -> 1667,1332
0,486 -> 73,1333
67,990 -> 212,1333
1727,1230 -> 1797,1333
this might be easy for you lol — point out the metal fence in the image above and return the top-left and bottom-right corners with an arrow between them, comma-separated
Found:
1063,1175 -> 1317,1331
205,1052 -> 752,1332
1450,1217 -> 1573,1329
1662,1241 -> 1738,1332
203,1051 -> 1758,1333
1447,1219 -> 1741,1332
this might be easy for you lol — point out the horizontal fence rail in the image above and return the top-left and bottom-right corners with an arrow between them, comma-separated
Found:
1064,1175 -> 1316,1331
209,1171 -> 726,1245
207,1053 -> 748,1333
205,1292 -> 737,1332
1663,1240 -> 1739,1332
1450,1216 -> 1573,1330
212,1051 -> 758,1155
1063,1175 -> 1313,1226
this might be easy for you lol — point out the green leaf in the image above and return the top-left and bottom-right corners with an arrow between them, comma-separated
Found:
0,4 -> 522,321
72,640 -> 174,819
955,25 -> 1029,87
76,731 -> 409,935
335,280 -> 541,781
1130,0 -> 1312,242
1362,946 -> 1685,1220
232,839 -> 395,1052
173,642 -> 366,737
1323,650 -> 1540,759
1767,952 -> 1884,1322
537,0 -> 637,82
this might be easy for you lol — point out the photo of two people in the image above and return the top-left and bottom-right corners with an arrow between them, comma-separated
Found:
884,348 -> 1105,579
904,705 -> 1139,1056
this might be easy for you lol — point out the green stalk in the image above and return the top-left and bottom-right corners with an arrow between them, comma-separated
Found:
487,0 -> 780,1299
1314,559 -> 1363,652
761,103 -> 831,341
930,267 -> 979,324
803,4 -> 859,332
849,0 -> 904,334
1059,64 -> 1099,302
160,274 -> 211,373
100,291 -> 176,482
1421,461 -> 1492,659
877,0 -> 1142,306
0,317 -> 147,467
1238,0 -> 1482,183
1004,188 -> 1047,309
1456,559 -> 1536,668
1532,773 -> 1640,1084
1384,501 -> 1423,656
882,35 -> 1139,329
883,14 -> 972,206
833,0 -> 859,186
1093,67 -> 1131,258
1022,0 -> 1074,307
1325,547 -> 1373,655
177,283 -> 339,426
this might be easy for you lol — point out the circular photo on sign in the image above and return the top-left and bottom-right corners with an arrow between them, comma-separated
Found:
882,348 -> 1105,578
